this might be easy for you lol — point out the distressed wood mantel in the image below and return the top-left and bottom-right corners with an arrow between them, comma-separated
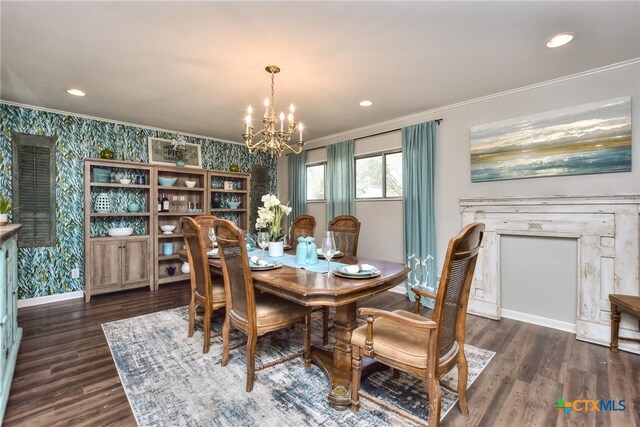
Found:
460,194 -> 640,354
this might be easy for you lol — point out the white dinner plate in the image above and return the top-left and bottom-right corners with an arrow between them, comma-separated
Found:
317,249 -> 344,259
250,261 -> 283,271
332,266 -> 380,279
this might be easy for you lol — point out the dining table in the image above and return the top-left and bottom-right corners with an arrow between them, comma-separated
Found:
180,248 -> 410,410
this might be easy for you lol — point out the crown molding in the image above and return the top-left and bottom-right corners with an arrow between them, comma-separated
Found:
0,100 -> 245,146
305,58 -> 640,150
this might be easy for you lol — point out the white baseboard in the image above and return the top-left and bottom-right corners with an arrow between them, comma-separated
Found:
18,290 -> 84,308
501,308 -> 576,334
388,284 -> 407,295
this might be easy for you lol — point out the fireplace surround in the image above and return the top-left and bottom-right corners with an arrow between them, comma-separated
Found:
460,195 -> 640,354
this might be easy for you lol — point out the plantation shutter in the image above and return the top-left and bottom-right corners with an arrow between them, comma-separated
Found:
12,133 -> 57,247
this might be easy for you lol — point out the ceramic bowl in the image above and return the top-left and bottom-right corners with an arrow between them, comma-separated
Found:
184,180 -> 197,188
107,227 -> 134,237
127,203 -> 140,212
227,200 -> 241,209
160,225 -> 176,234
119,178 -> 131,185
158,176 -> 177,186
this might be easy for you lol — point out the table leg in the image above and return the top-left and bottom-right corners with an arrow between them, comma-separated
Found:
310,301 -> 358,410
610,302 -> 620,352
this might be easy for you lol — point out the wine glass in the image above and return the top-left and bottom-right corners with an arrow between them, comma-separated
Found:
257,231 -> 269,258
321,231 -> 336,274
208,227 -> 216,250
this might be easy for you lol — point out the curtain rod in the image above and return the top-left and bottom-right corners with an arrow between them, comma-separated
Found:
303,118 -> 443,153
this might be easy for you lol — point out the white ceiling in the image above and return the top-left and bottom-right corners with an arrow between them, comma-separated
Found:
1,1 -> 639,143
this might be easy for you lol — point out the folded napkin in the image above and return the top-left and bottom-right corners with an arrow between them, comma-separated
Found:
343,263 -> 376,274
250,256 -> 272,267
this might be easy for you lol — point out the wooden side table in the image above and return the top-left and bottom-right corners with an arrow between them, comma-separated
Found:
609,294 -> 640,352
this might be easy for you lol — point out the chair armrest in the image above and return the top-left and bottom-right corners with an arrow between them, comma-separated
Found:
358,307 -> 437,330
411,287 -> 438,314
358,307 -> 436,352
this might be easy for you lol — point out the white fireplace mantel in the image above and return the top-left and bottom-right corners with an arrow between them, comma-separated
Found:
460,194 -> 640,354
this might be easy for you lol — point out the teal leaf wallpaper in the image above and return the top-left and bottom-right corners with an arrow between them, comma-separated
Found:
0,103 -> 276,299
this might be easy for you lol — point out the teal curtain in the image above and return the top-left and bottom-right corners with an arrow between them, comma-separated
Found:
326,140 -> 355,221
402,121 -> 437,308
287,151 -> 308,223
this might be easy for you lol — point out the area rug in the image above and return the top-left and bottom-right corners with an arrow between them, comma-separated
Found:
102,307 -> 494,426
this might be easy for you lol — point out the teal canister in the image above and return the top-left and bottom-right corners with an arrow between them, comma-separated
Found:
296,237 -> 308,264
306,237 -> 318,265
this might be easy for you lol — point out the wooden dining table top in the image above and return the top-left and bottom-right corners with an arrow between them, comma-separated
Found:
179,249 -> 410,307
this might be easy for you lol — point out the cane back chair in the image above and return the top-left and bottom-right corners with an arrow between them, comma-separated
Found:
350,223 -> 485,426
215,218 -> 312,392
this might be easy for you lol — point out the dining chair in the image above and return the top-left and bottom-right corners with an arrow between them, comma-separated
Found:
181,216 -> 226,354
289,215 -> 316,243
214,218 -> 312,392
350,222 -> 485,426
328,215 -> 361,256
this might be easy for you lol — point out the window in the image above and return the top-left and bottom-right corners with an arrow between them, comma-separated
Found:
355,151 -> 403,199
306,163 -> 325,201
12,133 -> 57,247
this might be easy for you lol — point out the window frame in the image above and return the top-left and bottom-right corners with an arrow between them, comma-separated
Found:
354,149 -> 403,201
305,161 -> 326,202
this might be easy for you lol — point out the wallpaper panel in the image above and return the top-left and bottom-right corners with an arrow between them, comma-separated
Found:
0,103 -> 276,298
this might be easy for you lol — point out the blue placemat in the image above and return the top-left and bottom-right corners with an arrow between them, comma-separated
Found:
248,249 -> 345,273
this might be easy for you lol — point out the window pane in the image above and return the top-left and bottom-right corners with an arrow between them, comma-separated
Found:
385,152 -> 403,197
356,156 -> 383,198
306,164 -> 325,200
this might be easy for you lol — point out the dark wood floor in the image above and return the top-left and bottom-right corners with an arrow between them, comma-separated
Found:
4,284 -> 639,426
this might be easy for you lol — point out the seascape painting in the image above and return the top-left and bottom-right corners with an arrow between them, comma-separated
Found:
470,96 -> 632,182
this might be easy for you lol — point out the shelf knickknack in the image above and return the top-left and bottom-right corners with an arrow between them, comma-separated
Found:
148,137 -> 202,168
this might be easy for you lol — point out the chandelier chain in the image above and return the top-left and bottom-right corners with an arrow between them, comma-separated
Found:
271,72 -> 275,114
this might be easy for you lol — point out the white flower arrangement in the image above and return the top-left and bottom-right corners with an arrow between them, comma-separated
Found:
255,194 -> 292,241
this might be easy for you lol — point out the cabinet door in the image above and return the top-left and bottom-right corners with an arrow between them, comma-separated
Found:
0,243 -> 7,375
6,238 -> 17,349
122,238 -> 150,286
91,240 -> 122,288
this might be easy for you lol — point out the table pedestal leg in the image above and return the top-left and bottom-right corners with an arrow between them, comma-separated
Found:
310,301 -> 358,410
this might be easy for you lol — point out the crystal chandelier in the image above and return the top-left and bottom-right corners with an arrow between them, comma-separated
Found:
242,65 -> 304,156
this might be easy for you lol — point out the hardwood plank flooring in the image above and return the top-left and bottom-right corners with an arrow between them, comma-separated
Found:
4,285 -> 639,426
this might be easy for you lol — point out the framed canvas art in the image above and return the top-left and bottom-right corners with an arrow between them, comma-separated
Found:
470,96 -> 631,182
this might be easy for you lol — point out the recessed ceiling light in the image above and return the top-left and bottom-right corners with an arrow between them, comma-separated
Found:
359,100 -> 373,107
546,33 -> 574,48
66,88 -> 86,96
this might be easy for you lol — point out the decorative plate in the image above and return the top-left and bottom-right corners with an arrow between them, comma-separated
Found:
250,261 -> 283,271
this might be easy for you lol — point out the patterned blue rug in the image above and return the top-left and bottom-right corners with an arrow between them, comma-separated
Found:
102,307 -> 494,426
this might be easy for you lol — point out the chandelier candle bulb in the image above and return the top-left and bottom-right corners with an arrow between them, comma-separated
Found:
264,98 -> 269,117
299,123 -> 303,140
279,112 -> 285,131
